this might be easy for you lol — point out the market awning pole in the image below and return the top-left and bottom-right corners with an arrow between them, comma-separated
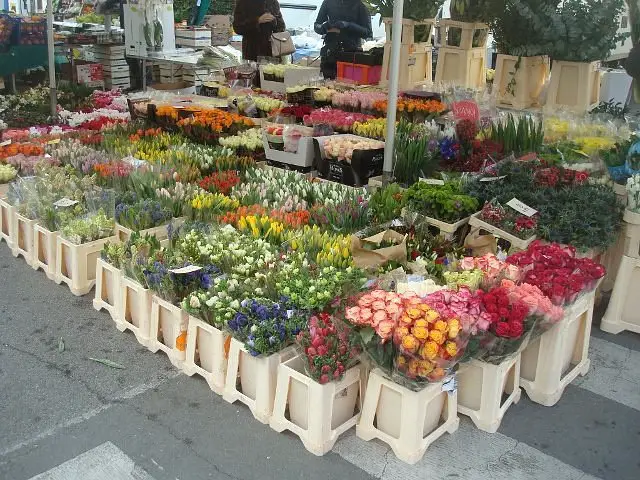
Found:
47,0 -> 57,119
382,0 -> 405,185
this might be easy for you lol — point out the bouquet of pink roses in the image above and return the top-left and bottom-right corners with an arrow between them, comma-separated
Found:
343,288 -> 418,375
457,254 -> 522,290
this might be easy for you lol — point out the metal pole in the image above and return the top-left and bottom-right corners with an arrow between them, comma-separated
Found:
382,0 -> 405,185
47,0 -> 56,119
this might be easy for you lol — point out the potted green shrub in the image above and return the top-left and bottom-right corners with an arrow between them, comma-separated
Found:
490,0 -> 557,108
546,0 -> 627,112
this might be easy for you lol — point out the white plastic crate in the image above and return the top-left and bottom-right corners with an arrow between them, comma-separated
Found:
12,213 -> 36,266
356,369 -> 459,465
33,224 -> 59,281
600,255 -> 640,335
56,235 -> 115,296
183,316 -> 230,395
117,277 -> 152,346
270,356 -> 364,455
520,291 -> 595,406
457,355 -> 521,433
222,338 -> 296,424
92,257 -> 122,322
148,294 -> 189,368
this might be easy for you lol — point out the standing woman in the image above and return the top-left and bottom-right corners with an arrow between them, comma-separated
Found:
314,0 -> 373,79
233,0 -> 286,61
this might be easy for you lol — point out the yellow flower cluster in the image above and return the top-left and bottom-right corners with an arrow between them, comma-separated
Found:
237,215 -> 285,242
394,303 -> 460,381
191,192 -> 239,216
283,225 -> 352,268
573,136 -> 616,156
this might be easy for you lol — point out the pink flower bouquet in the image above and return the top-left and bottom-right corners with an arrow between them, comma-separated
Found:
458,253 -> 522,290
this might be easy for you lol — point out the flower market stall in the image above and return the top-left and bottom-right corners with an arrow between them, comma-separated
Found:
0,4 -> 638,460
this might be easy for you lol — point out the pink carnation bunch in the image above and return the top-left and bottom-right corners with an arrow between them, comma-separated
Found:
423,287 -> 492,335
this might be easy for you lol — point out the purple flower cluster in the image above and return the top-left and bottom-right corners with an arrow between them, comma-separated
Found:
229,298 -> 307,356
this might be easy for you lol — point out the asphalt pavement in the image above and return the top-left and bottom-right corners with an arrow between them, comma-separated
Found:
1,244 -> 639,480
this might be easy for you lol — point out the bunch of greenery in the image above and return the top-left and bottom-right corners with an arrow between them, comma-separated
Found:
450,0 -> 492,22
393,120 -> 439,185
537,184 -> 623,250
463,159 -> 541,205
489,0 -> 559,56
370,183 -> 405,224
405,181 -> 479,223
551,0 -> 626,62
488,114 -> 544,155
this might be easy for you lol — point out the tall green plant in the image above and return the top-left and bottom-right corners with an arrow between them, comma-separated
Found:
365,0 -> 443,21
488,114 -> 544,155
450,0 -> 492,22
552,0 -> 626,62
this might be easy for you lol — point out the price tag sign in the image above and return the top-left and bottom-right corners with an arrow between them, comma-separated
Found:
0,139 -> 11,147
419,178 -> 445,186
506,198 -> 538,217
452,100 -> 480,122
53,197 -> 79,207
479,175 -> 506,182
390,219 -> 404,227
169,265 -> 202,274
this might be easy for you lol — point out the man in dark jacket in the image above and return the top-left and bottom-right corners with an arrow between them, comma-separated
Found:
314,0 -> 373,79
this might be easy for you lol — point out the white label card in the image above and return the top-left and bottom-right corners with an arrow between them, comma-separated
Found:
479,175 -> 507,182
0,140 -> 11,146
419,178 -> 445,186
506,198 -> 538,217
53,197 -> 79,207
169,265 -> 202,274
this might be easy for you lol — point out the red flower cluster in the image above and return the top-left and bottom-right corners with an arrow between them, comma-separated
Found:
198,170 -> 240,195
280,105 -> 313,120
296,313 -> 359,384
481,287 -> 528,339
79,117 -> 124,131
507,241 -> 606,305
449,139 -> 503,172
515,216 -> 536,233
535,166 -> 589,188
455,119 -> 479,143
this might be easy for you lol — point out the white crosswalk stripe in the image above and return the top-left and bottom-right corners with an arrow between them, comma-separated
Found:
28,442 -> 155,480
333,422 -> 601,480
574,336 -> 640,411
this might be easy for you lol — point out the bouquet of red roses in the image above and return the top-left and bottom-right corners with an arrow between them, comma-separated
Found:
507,241 -> 605,306
475,284 -> 536,364
296,313 -> 360,384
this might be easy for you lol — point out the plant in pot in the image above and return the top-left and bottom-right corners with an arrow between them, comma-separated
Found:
489,0 -> 558,108
546,0 -> 627,112
366,0 -> 443,43
446,0 -> 492,48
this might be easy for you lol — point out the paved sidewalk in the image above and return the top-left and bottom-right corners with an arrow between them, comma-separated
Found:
0,246 -> 638,480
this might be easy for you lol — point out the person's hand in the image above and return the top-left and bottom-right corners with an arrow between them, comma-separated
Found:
258,13 -> 276,24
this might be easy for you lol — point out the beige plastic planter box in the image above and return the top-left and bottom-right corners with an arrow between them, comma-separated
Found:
117,277 -> 152,345
0,198 -> 15,248
148,294 -> 189,368
383,17 -> 435,45
92,258 -> 122,322
436,20 -> 489,50
520,291 -> 595,406
545,61 -> 600,113
56,235 -> 116,296
223,338 -> 296,424
0,182 -> 10,199
600,255 -> 640,335
270,356 -> 364,456
380,43 -> 432,90
183,315 -> 230,394
33,225 -> 59,281
457,355 -> 521,433
435,47 -> 486,89
468,212 -> 536,252
114,222 -> 171,243
12,213 -> 36,265
623,209 -> 640,259
495,54 -> 550,110
356,368 -> 459,465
